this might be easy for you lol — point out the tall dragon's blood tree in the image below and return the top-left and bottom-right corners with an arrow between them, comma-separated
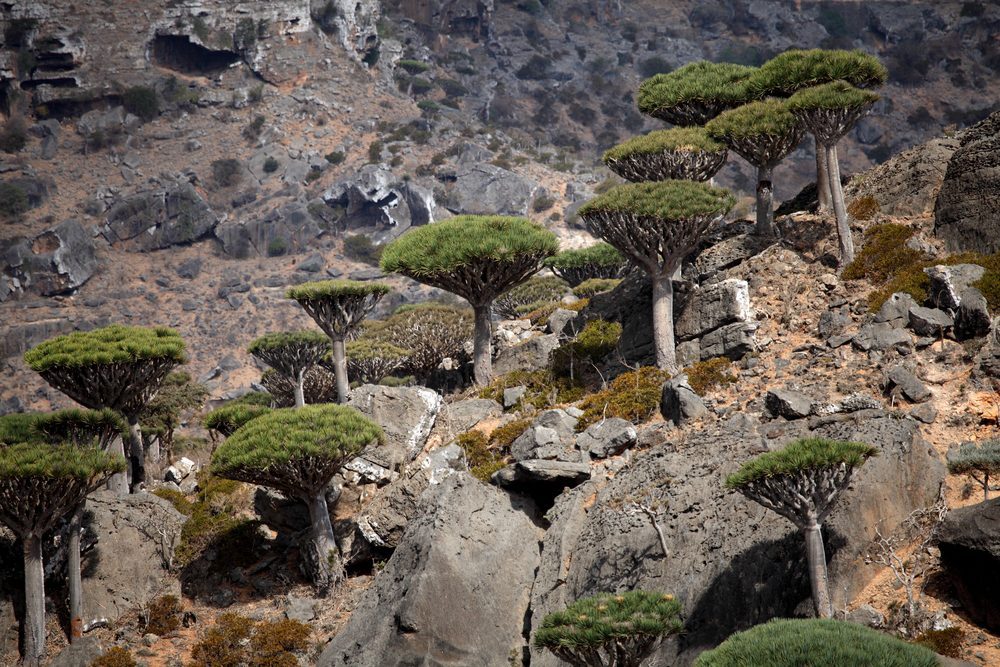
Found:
0,443 -> 124,665
706,99 -> 804,237
725,437 -> 877,618
579,181 -> 735,372
24,325 -> 186,494
248,331 -> 331,408
787,81 -> 880,266
380,215 -> 558,385
211,405 -> 381,592
603,127 -> 729,183
286,281 -> 390,404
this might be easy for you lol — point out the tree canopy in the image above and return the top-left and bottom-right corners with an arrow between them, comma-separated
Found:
204,402 -> 273,438
637,61 -> 757,126
580,181 -> 735,228
603,128 -> 728,183
286,280 -> 390,339
363,303 -> 473,380
748,48 -> 888,97
345,339 -> 410,384
705,99 -> 804,166
544,243 -> 629,286
947,439 -> 1000,500
726,437 -> 877,489
24,325 -> 186,372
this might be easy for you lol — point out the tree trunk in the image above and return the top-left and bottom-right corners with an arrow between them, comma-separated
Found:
985,471 -> 990,502
305,491 -> 344,593
755,165 -> 775,237
472,303 -> 493,386
804,521 -> 833,618
826,143 -> 854,267
106,434 -> 128,496
331,338 -> 349,404
22,535 -> 45,666
294,368 -> 306,408
68,503 -> 84,642
127,419 -> 145,493
146,432 -> 160,466
816,138 -> 832,213
651,274 -> 677,374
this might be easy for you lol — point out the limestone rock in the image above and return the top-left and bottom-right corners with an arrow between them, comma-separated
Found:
853,324 -> 913,352
886,366 -> 932,403
765,388 -> 813,420
935,112 -> 1000,253
955,287 -> 991,340
939,498 -> 1000,633
439,163 -> 539,217
875,292 -> 919,328
103,178 -> 217,251
675,279 -> 751,341
493,459 -> 592,490
925,264 -> 986,310
0,219 -> 97,301
492,333 -> 559,375
661,375 -> 708,426
908,306 -> 954,336
576,418 -> 638,459
215,199 -> 322,259
436,398 -> 502,436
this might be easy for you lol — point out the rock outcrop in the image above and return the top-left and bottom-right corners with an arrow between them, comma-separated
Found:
103,178 -> 218,251
939,498 -> 1000,634
0,219 -> 97,301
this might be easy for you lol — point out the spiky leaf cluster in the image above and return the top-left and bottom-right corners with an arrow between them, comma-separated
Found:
212,405 -> 381,497
705,99 -> 804,169
694,618 -> 937,667
603,128 -> 728,182
33,408 -> 127,449
345,339 -> 410,384
579,181 -> 735,275
0,413 -> 43,446
248,331 -> 331,379
204,403 -> 272,438
947,439 -> 1000,477
535,591 -> 682,667
637,61 -> 757,126
364,304 -> 473,379
261,367 -> 339,407
286,280 -> 391,340
494,276 -> 571,319
786,81 -> 880,144
748,48 -> 888,97
0,443 -> 126,537
725,438 -> 877,489
380,216 -> 559,306
545,243 -> 630,287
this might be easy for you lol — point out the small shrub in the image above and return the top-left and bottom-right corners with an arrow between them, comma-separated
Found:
248,619 -> 311,667
343,234 -> 382,265
685,357 -> 737,395
212,158 -> 243,187
573,278 -> 621,299
262,156 -> 280,173
488,418 -> 531,451
153,488 -> 194,516
517,55 -> 551,80
914,626 -> 965,659
267,236 -> 288,257
244,114 -> 266,140
0,182 -> 29,219
396,59 -> 429,75
368,140 -> 383,163
552,320 -> 622,376
325,150 -> 345,165
409,77 -> 433,95
847,195 -> 880,221
122,86 -> 159,121
532,193 -> 556,212
189,612 -> 255,666
455,430 -> 504,482
248,84 -> 265,103
417,100 -> 441,114
522,298 -> 588,327
439,78 -> 468,98
145,594 -> 182,635
478,370 -> 585,411
494,277 -> 571,319
364,304 -> 473,380
0,117 -> 27,153
90,647 -> 136,667
577,367 -> 671,430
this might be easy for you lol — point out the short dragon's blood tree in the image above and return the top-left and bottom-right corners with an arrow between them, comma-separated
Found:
211,405 -> 381,592
725,437 -> 877,618
248,331 -> 331,408
534,591 -> 683,667
637,61 -> 757,127
362,303 -> 474,382
286,281 -> 390,404
579,181 -> 735,372
706,99 -> 804,237
0,443 -> 124,666
203,401 -> 272,440
947,439 -> 1000,502
345,339 -> 410,384
543,243 -> 629,287
24,325 -> 186,494
603,127 -> 729,183
380,215 -> 558,385
261,366 -> 338,407
787,81 -> 880,266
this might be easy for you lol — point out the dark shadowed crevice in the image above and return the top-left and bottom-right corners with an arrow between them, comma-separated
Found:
151,34 -> 239,75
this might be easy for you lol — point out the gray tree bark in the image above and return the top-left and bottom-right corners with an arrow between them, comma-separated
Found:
22,535 -> 45,666
826,144 -> 854,266
472,303 -> 493,386
106,435 -> 128,496
306,491 -> 344,592
68,504 -> 84,641
294,368 -> 306,408
755,165 -> 775,237
127,419 -> 145,493
331,338 -> 349,404
804,521 -> 833,618
651,274 -> 677,374
816,139 -> 832,213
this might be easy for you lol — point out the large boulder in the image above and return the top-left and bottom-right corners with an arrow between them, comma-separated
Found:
319,474 -> 542,666
938,498 -> 1000,633
438,163 -> 540,217
215,199 -> 322,259
103,178 -> 218,251
934,112 -> 1000,253
0,219 -> 98,302
528,413 -> 944,666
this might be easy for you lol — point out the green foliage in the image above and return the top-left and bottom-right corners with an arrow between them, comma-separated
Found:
455,430 -> 505,482
286,279 -> 390,302
577,367 -> 671,430
787,80 -> 880,113
248,619 -> 311,667
637,61 -> 756,124
726,438 -> 878,489
244,114 -> 266,140
380,215 -> 559,287
261,367 -> 337,407
90,647 -> 137,667
122,86 -> 160,121
913,626 -> 965,659
25,325 -> 186,372
397,59 -> 429,74
345,339 -> 410,384
694,618 -> 937,667
325,150 -> 345,165
145,594 -> 182,635
173,471 -> 256,568
35,408 -> 128,448
532,193 -> 556,213
573,278 -> 622,298
841,223 -> 928,309
535,591 -> 682,653
363,303 -> 473,379
267,237 -> 288,257
478,370 -> 585,411
749,48 -> 888,97
343,234 -> 383,265
0,413 -> 42,445
579,181 -> 736,222
188,614 -> 310,667
705,98 -> 801,142
203,403 -> 272,439
0,442 -> 125,482
368,140 -> 384,163
212,405 -> 382,482
685,357 -> 738,395
947,439 -> 1000,478
153,487 -> 194,516
488,418 -> 532,451
545,243 -> 628,287
263,156 -> 280,173
0,182 -> 29,218
0,117 -> 27,153
494,276 -> 571,319
188,612 -> 255,666
553,320 -> 622,375
141,372 -> 208,441
603,128 -> 725,162
248,331 -> 328,357
211,158 -> 243,187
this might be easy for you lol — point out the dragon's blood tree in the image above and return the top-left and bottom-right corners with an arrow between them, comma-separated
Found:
543,243 -> 629,288
203,400 -> 273,440
947,439 -> 1000,502
286,280 -> 390,403
706,99 -> 804,237
534,590 -> 683,667
380,215 -> 558,384
603,127 -> 729,183
248,331 -> 331,408
787,81 -> 880,266
344,339 -> 410,385
0,443 -> 124,665
361,303 -> 474,382
24,325 -> 186,494
579,181 -> 735,372
211,405 -> 381,591
726,437 -> 877,618
637,61 -> 757,127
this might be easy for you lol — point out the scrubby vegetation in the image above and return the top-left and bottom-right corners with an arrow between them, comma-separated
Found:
577,367 -> 671,430
188,613 -> 310,667
479,370 -> 586,411
552,319 -> 622,377
685,357 -> 738,395
494,276 -> 571,319
90,647 -> 137,667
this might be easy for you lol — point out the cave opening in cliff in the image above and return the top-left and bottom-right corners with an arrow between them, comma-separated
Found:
151,34 -> 240,75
